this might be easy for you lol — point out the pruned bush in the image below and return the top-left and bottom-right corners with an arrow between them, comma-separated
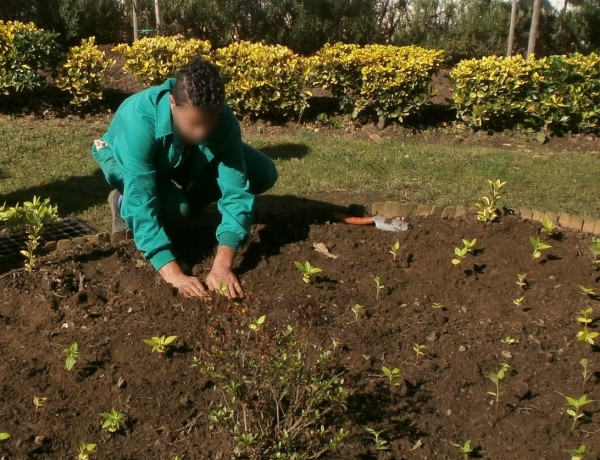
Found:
0,20 -> 61,96
201,318 -> 348,459
311,43 -> 445,123
56,37 -> 115,107
112,36 -> 212,87
214,41 -> 312,120
450,52 -> 600,133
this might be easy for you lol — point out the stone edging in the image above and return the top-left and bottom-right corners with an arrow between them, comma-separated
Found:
42,229 -> 133,254
371,201 -> 600,236
38,202 -> 599,256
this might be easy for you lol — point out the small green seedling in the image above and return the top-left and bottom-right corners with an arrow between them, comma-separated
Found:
530,236 -> 551,259
63,342 -> 80,371
100,408 -> 127,433
578,285 -> 597,297
413,343 -> 427,360
452,239 -> 476,266
501,336 -> 516,345
513,296 -> 525,306
588,237 -> 600,266
475,179 -> 506,222
462,238 -> 476,253
218,281 -> 228,296
577,308 -> 598,345
452,439 -> 473,459
0,432 -> 9,441
580,358 -> 592,392
565,394 -> 596,431
76,441 -> 97,460
0,196 -> 60,271
365,427 -> 388,451
389,241 -> 401,261
372,275 -> 385,300
350,304 -> 364,322
382,366 -> 402,386
33,396 -> 47,408
33,396 -> 47,416
452,246 -> 468,266
431,302 -> 445,310
294,260 -> 323,283
577,307 -> 594,325
382,365 -> 402,403
577,328 -> 599,346
487,362 -> 510,423
234,432 -> 260,451
566,444 -> 588,460
249,315 -> 266,331
516,273 -> 527,289
540,215 -> 557,234
142,335 -> 178,353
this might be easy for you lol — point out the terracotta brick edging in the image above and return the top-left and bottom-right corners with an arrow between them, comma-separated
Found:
371,201 -> 600,236
37,202 -> 599,257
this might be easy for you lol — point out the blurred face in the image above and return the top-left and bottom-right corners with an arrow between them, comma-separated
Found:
169,94 -> 221,144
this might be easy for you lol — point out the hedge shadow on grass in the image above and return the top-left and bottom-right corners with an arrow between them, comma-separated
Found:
0,168 -> 107,217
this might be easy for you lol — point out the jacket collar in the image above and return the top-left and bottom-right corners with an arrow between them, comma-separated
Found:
155,78 -> 176,139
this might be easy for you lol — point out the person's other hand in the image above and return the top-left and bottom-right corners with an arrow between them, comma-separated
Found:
159,260 -> 210,299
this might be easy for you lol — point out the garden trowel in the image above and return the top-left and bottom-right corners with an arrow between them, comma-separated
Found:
334,212 -> 409,232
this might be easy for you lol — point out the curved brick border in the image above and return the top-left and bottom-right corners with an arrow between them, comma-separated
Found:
371,201 -> 600,235
37,202 -> 599,258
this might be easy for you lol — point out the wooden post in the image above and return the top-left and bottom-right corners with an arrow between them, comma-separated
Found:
507,0 -> 518,56
527,0 -> 542,57
132,0 -> 139,42
154,0 -> 162,33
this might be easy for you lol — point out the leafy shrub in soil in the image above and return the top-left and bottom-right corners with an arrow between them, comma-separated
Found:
201,317 -> 348,459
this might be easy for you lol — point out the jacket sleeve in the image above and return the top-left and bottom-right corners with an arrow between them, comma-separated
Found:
112,122 -> 176,271
209,106 -> 254,251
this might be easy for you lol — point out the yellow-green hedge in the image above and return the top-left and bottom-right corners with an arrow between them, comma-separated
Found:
112,36 -> 212,87
311,43 -> 445,121
450,53 -> 600,133
0,20 -> 60,95
57,37 -> 114,107
214,41 -> 311,119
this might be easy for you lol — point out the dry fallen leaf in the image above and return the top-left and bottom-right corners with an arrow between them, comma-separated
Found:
313,242 -> 338,259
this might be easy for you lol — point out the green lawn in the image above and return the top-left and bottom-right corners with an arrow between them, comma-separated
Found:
1,114 -> 599,232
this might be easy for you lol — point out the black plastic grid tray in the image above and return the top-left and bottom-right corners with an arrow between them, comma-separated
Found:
0,215 -> 97,259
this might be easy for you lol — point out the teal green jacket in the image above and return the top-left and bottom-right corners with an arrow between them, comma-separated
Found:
92,77 -> 254,271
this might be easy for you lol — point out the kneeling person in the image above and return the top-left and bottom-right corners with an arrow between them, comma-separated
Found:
91,58 -> 278,299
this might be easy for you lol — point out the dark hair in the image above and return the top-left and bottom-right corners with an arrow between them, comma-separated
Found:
172,57 -> 225,109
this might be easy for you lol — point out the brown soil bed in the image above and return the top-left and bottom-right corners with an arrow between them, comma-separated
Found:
1,200 -> 599,459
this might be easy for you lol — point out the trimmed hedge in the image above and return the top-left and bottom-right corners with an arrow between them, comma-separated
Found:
57,37 -> 114,107
451,53 -> 600,133
0,20 -> 60,95
4,22 -> 599,133
214,41 -> 311,120
112,36 -> 212,87
311,43 -> 445,122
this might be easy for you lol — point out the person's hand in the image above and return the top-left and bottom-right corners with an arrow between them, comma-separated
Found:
205,264 -> 244,299
159,260 -> 210,300
205,245 -> 244,299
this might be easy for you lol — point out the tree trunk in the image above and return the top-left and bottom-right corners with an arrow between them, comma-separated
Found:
154,0 -> 162,32
527,0 -> 542,57
507,0 -> 518,56
132,0 -> 139,42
